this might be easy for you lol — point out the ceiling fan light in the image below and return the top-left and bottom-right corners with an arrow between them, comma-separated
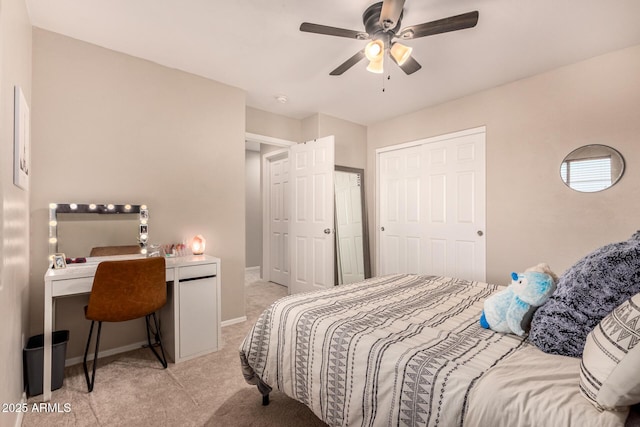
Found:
366,57 -> 384,74
365,39 -> 384,61
390,42 -> 413,66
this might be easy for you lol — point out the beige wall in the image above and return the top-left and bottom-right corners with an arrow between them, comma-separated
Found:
367,44 -> 640,285
301,114 -> 319,143
30,29 -> 246,359
318,114 -> 367,170
246,106 -> 301,143
0,0 -> 32,425
246,109 -> 367,168
301,113 -> 367,169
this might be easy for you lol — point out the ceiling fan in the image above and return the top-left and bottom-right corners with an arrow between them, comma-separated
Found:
300,0 -> 479,76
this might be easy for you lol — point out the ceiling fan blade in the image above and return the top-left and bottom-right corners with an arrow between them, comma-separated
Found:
390,53 -> 422,75
330,50 -> 366,76
399,11 -> 479,39
300,22 -> 367,39
380,0 -> 405,30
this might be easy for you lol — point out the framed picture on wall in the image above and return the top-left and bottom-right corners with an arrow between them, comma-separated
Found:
14,86 -> 30,190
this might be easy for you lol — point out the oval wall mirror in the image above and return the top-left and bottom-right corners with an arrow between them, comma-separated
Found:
560,144 -> 625,193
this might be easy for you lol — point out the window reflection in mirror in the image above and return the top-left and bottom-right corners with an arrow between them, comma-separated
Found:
334,166 -> 371,285
560,145 -> 624,193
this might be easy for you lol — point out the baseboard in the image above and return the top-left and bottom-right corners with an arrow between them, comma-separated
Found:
245,266 -> 260,272
65,317 -> 249,365
221,316 -> 247,327
65,340 -> 148,367
12,393 -> 26,427
65,317 -> 248,365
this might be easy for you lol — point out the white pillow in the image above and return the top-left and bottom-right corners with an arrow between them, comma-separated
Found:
580,293 -> 640,410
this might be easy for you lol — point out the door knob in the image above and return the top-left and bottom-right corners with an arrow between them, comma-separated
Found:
324,228 -> 331,234
381,226 -> 385,231
477,230 -> 484,236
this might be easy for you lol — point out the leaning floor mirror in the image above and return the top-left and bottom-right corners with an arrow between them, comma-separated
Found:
334,166 -> 371,285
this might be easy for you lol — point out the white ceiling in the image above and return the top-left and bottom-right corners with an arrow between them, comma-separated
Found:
25,0 -> 640,126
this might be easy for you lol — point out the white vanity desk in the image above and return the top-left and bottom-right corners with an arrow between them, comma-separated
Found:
42,253 -> 221,402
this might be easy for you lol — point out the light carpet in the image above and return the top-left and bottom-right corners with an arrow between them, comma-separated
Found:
22,279 -> 327,427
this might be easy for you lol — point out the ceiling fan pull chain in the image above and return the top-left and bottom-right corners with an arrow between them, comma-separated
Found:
382,73 -> 391,93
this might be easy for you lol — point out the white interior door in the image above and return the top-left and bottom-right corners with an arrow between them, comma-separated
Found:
377,128 -> 486,281
290,136 -> 335,294
268,154 -> 290,286
335,171 -> 365,284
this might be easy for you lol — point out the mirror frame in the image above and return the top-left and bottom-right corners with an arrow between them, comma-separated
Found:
560,144 -> 625,193
48,203 -> 149,261
334,166 -> 372,284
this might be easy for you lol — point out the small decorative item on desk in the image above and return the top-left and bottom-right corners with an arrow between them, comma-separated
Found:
191,235 -> 206,255
176,243 -> 189,256
52,253 -> 67,269
147,244 -> 164,258
162,242 -> 191,257
162,244 -> 176,257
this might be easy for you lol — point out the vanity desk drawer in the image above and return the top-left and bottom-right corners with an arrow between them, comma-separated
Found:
51,276 -> 94,297
178,263 -> 217,281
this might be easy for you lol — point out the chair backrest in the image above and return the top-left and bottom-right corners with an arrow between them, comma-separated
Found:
90,245 -> 142,257
86,257 -> 166,322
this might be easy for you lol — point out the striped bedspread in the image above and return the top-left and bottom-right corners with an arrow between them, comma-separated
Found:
240,274 -> 527,427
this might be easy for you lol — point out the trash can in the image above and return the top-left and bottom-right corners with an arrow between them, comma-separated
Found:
23,330 -> 69,397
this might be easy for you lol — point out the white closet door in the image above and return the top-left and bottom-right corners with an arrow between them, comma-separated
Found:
422,131 -> 486,281
378,128 -> 486,281
378,145 -> 424,275
290,136 -> 335,294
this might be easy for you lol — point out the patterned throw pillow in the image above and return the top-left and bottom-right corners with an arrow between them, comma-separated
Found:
580,293 -> 640,410
529,231 -> 640,357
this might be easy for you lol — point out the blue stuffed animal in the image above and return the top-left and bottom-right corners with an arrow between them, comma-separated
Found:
479,263 -> 557,336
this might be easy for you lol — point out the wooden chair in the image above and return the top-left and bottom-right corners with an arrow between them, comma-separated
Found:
83,257 -> 168,392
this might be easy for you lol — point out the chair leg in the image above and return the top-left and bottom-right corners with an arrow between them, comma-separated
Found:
145,313 -> 168,368
83,320 -> 102,392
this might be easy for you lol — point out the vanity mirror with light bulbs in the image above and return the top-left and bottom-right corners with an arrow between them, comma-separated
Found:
48,203 -> 149,261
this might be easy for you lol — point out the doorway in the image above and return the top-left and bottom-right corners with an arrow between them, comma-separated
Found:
260,136 -> 336,293
245,133 -> 296,287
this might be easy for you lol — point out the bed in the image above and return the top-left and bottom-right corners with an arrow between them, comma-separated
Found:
240,273 -> 633,426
